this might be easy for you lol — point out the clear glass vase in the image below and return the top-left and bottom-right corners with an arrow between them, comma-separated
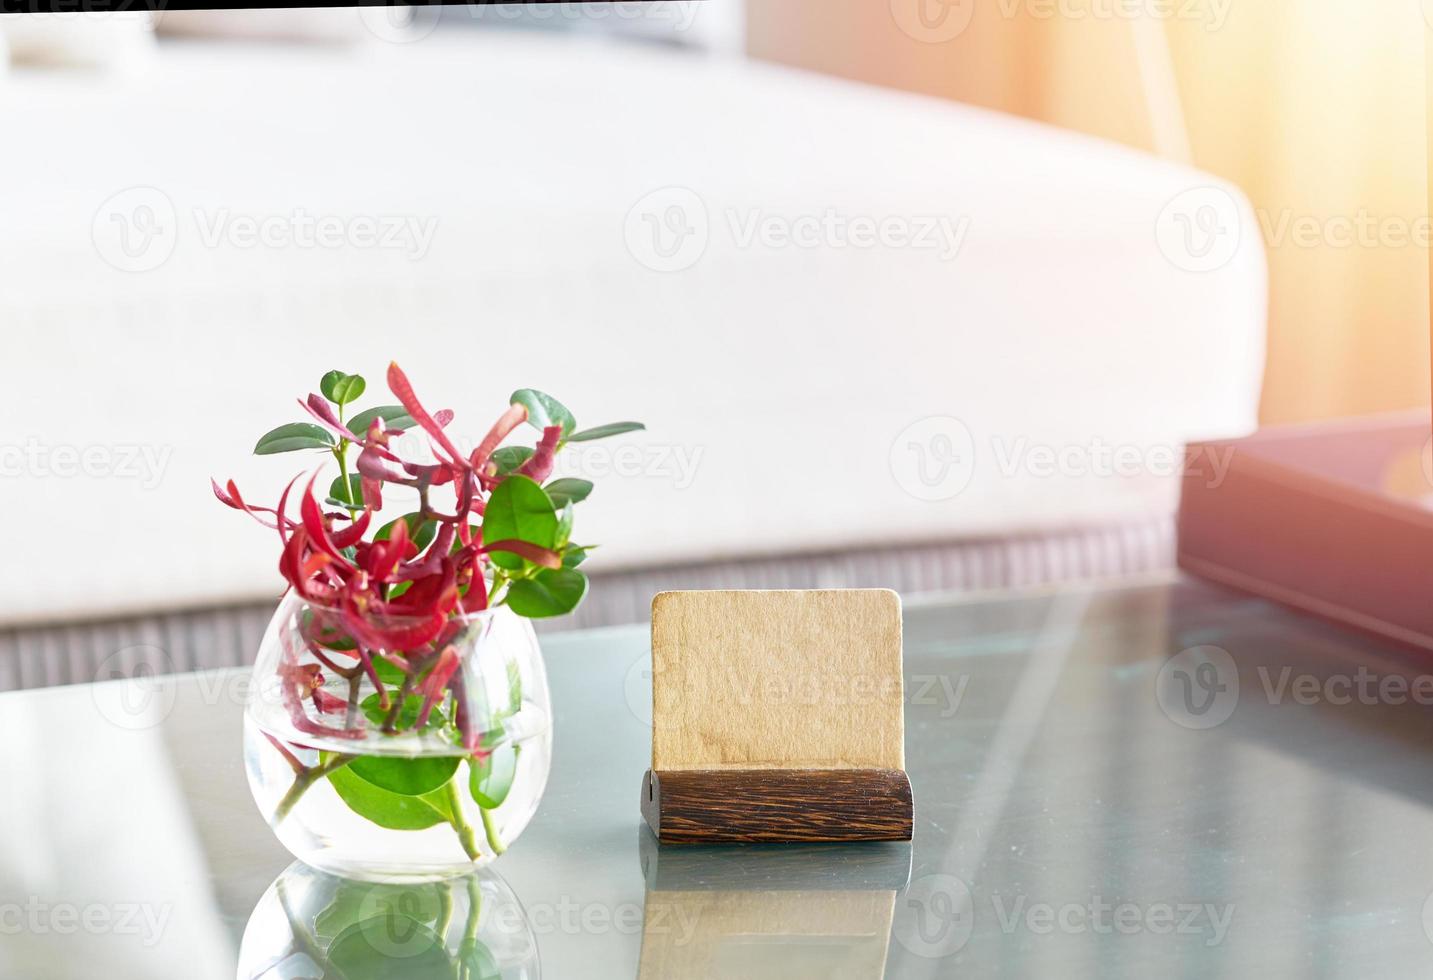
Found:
243,594 -> 552,882
237,861 -> 540,979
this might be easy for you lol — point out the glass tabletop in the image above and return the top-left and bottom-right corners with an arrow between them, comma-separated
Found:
3,573 -> 1432,978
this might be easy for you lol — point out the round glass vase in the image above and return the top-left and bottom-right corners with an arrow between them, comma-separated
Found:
243,594 -> 552,882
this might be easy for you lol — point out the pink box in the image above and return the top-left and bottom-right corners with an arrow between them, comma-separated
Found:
1178,411 -> 1433,652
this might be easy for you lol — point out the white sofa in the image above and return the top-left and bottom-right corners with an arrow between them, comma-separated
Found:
0,29 -> 1265,641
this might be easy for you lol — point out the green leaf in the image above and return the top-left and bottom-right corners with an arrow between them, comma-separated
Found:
544,478 -> 593,508
314,880 -> 443,941
359,692 -> 447,733
254,422 -> 334,455
321,370 -> 367,406
504,567 -> 588,618
457,938 -> 503,980
561,544 -> 590,569
510,389 -> 576,439
348,754 -> 462,797
506,658 -> 523,716
372,659 -> 406,686
348,404 -> 417,436
327,765 -> 451,830
327,915 -> 453,980
567,421 -> 645,443
377,513 -> 437,552
330,474 -> 363,508
468,746 -> 517,809
489,446 -> 533,477
555,502 -> 574,550
482,476 -> 557,571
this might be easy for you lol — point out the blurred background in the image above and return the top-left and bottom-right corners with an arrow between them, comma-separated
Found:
0,0 -> 1425,687
750,0 -> 1430,424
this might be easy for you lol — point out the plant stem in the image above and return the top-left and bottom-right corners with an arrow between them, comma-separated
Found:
443,781 -> 483,862
463,875 -> 482,943
480,807 -> 506,856
334,404 -> 359,519
273,753 -> 354,824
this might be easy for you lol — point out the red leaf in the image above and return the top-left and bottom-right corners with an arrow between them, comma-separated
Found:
470,403 -> 527,472
298,394 -> 360,445
330,509 -> 372,549
300,474 -> 350,564
516,425 -> 562,484
480,539 -> 561,569
387,362 -> 465,468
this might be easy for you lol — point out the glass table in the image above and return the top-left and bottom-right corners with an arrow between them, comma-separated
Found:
3,573 -> 1432,978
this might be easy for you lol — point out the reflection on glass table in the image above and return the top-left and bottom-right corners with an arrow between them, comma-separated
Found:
238,862 -> 538,979
4,574 -> 1433,978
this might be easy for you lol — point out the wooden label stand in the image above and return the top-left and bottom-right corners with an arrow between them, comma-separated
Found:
641,589 -> 914,844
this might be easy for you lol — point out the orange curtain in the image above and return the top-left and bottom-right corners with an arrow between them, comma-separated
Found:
748,0 -> 1430,423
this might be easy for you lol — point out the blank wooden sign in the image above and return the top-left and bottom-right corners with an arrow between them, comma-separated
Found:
642,589 -> 914,844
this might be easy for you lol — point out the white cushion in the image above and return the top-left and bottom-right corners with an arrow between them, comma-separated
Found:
0,32 -> 1265,624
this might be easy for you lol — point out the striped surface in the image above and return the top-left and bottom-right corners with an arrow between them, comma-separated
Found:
0,520 -> 1172,692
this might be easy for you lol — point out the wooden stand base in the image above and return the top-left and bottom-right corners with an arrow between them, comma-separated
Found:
641,768 -> 914,844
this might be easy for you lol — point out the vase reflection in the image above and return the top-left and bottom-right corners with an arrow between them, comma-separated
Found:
237,861 -> 539,979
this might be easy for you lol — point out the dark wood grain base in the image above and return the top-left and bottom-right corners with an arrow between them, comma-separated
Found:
641,768 -> 914,844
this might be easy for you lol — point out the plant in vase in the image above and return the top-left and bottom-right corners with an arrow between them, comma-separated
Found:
218,363 -> 641,881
